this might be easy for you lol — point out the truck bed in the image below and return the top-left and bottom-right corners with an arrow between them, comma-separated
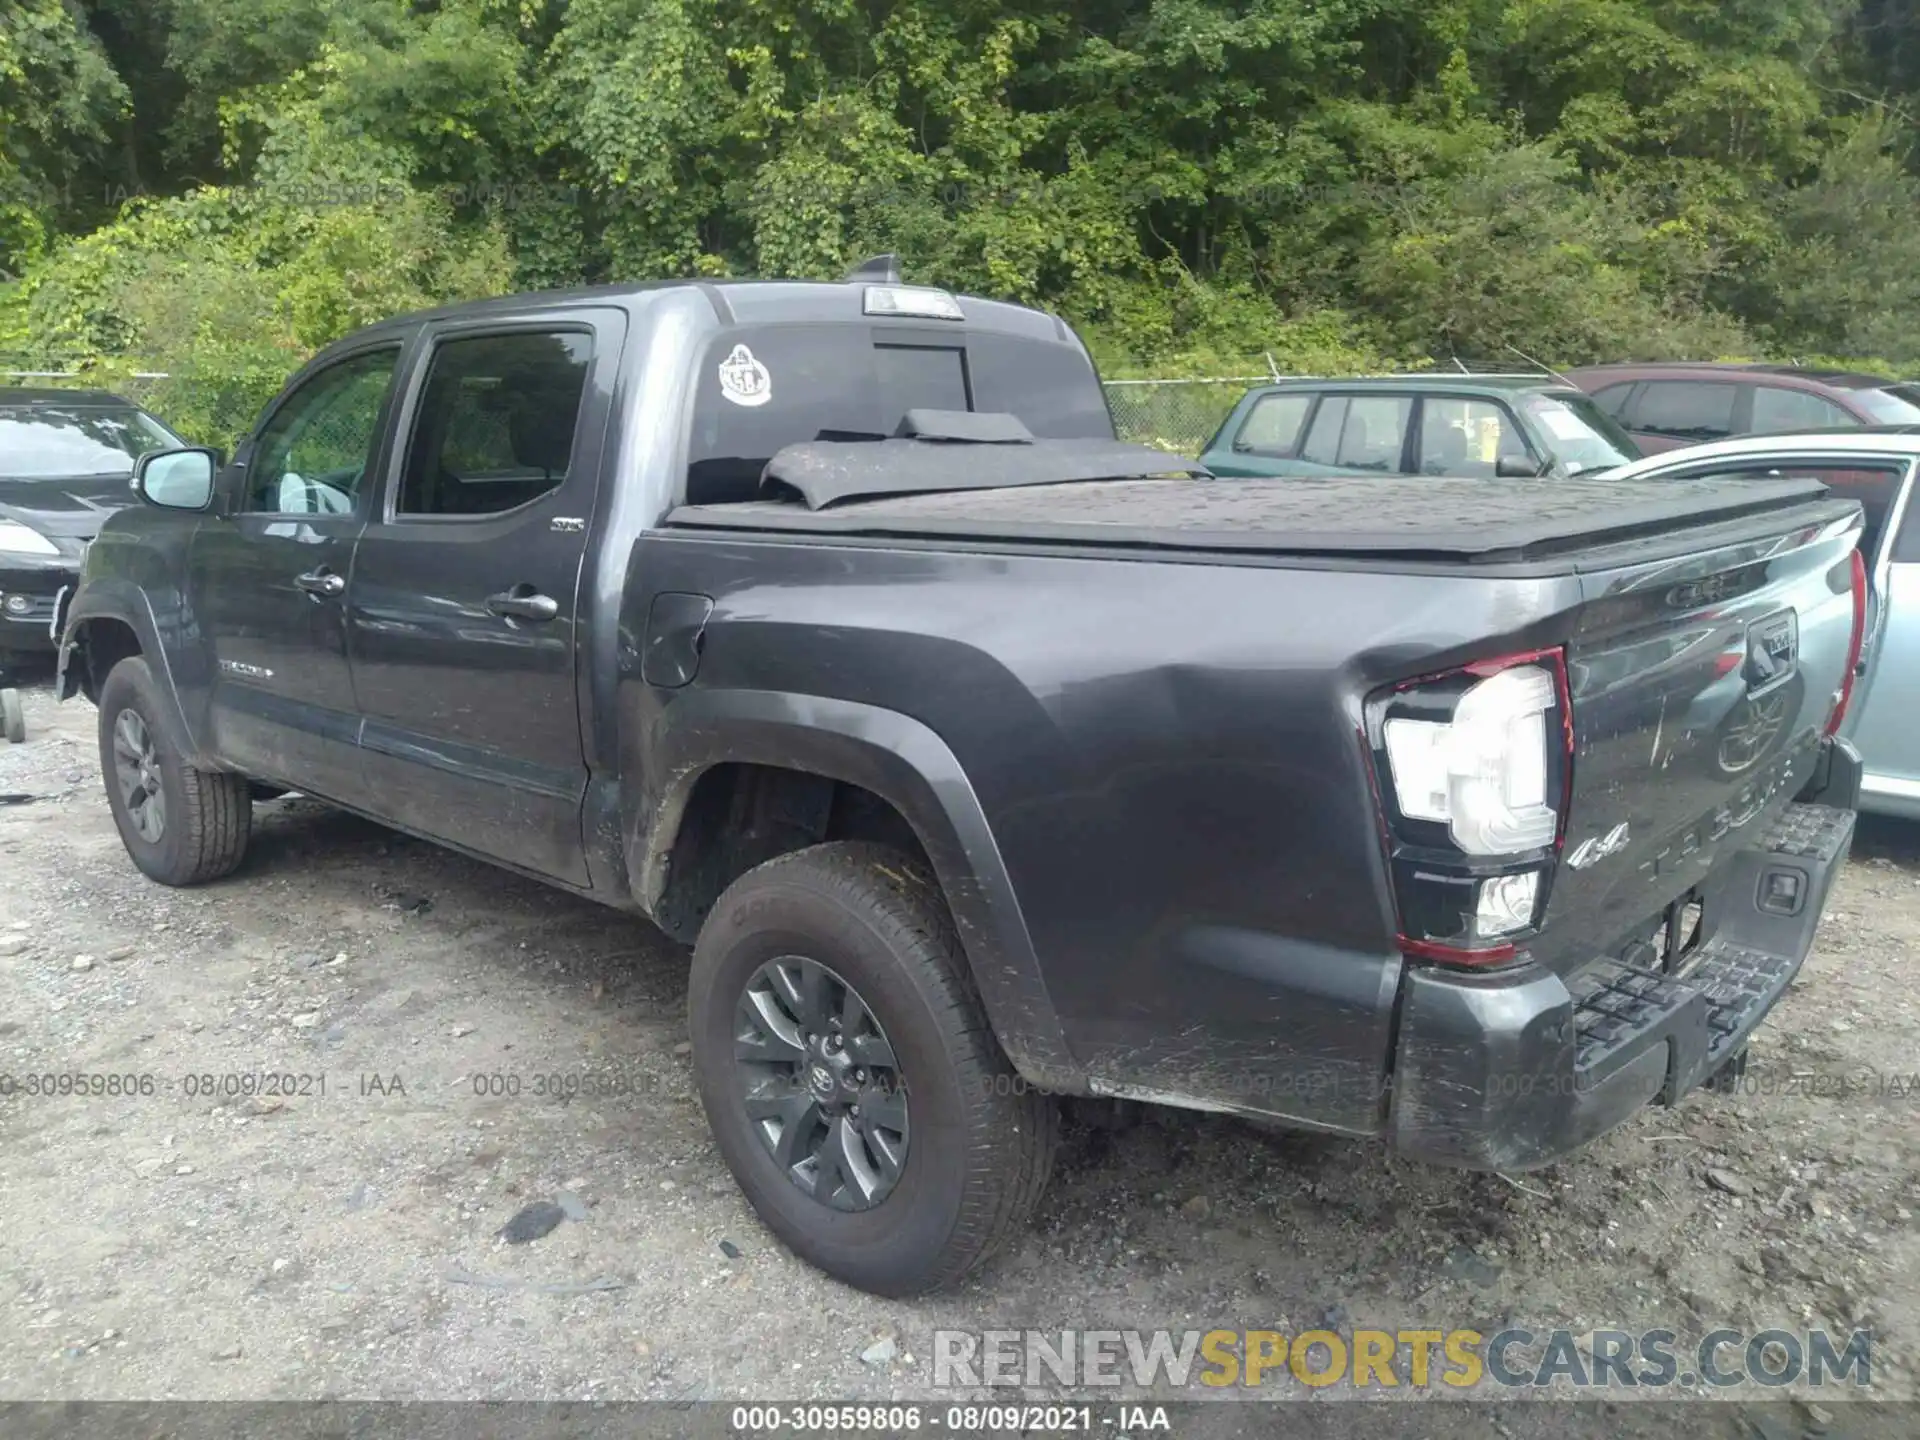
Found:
666,473 -> 1838,565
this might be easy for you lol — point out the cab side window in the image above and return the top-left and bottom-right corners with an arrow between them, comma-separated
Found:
246,348 -> 400,515
397,331 -> 593,517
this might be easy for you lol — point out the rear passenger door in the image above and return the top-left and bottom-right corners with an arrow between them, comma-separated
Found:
344,309 -> 626,884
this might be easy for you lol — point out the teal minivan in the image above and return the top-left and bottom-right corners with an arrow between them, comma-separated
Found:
1198,375 -> 1642,479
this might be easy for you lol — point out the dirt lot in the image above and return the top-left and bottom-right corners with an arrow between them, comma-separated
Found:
1,667 -> 1917,1433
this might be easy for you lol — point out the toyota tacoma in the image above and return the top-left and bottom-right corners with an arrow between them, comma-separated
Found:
58,268 -> 1866,1295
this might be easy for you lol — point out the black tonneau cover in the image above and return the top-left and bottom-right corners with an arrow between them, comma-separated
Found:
667,472 -> 1843,563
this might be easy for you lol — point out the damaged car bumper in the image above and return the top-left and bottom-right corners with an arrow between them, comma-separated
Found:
1385,742 -> 1862,1172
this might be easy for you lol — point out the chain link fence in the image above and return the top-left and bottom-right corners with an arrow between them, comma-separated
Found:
1102,376 -> 1269,455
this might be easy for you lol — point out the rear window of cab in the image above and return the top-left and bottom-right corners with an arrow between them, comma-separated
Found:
684,325 -> 1113,505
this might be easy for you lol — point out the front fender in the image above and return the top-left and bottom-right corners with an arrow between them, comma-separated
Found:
59,580 -> 209,766
634,687 -> 1083,1092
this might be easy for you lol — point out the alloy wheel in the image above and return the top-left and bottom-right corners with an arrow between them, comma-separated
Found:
111,708 -> 167,843
734,956 -> 909,1212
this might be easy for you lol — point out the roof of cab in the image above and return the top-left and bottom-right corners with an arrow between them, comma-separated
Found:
326,278 -> 1079,350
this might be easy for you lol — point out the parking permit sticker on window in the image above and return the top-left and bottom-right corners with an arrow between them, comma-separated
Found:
717,344 -> 772,407
1535,403 -> 1588,440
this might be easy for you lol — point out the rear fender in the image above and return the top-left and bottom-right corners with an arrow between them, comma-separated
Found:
634,688 -> 1083,1092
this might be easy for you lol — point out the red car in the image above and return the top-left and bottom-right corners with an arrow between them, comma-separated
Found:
1565,362 -> 1920,454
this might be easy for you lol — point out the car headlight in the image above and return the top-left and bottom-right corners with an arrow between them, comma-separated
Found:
0,520 -> 59,558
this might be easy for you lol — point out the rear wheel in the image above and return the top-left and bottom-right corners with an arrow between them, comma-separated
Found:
97,657 -> 251,885
688,841 -> 1056,1296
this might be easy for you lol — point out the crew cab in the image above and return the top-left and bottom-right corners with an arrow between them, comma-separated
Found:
59,270 -> 1866,1297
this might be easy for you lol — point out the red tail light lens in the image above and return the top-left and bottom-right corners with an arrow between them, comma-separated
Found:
1827,549 -> 1868,737
1365,647 -> 1574,968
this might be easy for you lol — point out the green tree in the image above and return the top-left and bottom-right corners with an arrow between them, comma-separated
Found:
0,0 -> 129,275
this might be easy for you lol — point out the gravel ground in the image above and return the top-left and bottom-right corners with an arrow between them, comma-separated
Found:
1,667 -> 1917,1435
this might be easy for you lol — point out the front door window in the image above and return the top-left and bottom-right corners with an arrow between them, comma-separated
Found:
247,349 -> 400,515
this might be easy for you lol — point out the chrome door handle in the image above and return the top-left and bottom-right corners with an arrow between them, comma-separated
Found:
295,569 -> 345,598
486,589 -> 559,622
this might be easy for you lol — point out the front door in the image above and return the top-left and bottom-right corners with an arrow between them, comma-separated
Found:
345,312 -> 623,884
188,343 -> 405,800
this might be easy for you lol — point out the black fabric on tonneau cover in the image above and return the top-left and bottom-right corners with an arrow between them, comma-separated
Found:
673,472 -> 1848,564
893,408 -> 1034,443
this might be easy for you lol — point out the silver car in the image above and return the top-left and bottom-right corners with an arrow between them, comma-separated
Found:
1608,429 -> 1920,820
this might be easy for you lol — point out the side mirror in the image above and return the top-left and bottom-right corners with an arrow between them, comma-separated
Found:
1495,453 -> 1548,478
133,448 -> 222,511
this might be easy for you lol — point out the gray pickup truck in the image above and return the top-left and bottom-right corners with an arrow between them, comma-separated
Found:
59,270 -> 1866,1296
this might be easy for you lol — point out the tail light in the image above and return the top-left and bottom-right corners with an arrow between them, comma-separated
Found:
1364,648 -> 1573,968
1826,549 -> 1868,736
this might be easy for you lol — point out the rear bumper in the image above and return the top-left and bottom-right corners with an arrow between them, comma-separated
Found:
1386,778 -> 1856,1172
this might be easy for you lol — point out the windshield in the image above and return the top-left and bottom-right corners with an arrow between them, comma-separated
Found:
1524,393 -> 1641,473
0,404 -> 180,479
1858,385 -> 1920,423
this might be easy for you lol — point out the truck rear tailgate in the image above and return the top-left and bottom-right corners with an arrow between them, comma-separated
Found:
1534,501 -> 1863,977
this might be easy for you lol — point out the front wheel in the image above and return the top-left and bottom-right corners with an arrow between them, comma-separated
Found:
688,841 -> 1056,1296
97,657 -> 252,885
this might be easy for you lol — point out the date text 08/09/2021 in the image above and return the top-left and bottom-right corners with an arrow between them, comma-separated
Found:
729,1406 -> 1145,1434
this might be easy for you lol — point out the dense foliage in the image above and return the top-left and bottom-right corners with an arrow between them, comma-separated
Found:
6,0 -> 1920,435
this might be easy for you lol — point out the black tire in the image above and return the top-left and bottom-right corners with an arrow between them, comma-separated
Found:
1,688 -> 23,745
97,657 -> 251,885
689,841 -> 1057,1296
